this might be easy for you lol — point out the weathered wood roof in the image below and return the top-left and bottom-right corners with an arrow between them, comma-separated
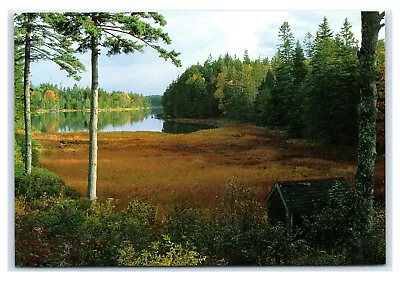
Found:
267,178 -> 349,215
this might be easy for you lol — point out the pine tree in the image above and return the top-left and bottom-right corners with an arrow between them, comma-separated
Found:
14,13 -> 85,174
289,41 -> 307,137
59,12 -> 181,200
305,16 -> 336,142
303,32 -> 315,60
331,18 -> 360,145
255,69 -> 275,125
277,21 -> 295,62
339,18 -> 359,47
269,21 -> 295,127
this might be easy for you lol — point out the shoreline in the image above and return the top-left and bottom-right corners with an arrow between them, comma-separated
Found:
34,107 -> 150,114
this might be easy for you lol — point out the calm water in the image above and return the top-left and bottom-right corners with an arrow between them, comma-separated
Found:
31,108 -> 216,134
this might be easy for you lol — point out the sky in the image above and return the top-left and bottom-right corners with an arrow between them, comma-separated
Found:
28,10 -> 384,96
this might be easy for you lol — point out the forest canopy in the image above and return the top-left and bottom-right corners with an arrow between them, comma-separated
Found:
162,17 -> 385,148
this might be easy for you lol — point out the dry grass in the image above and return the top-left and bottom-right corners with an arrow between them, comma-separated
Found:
34,121 -> 385,215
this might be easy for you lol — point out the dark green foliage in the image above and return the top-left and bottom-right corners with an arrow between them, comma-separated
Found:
163,182 -> 363,266
369,204 -> 386,264
288,41 -> 307,137
147,95 -> 163,107
255,69 -> 274,126
14,13 -> 86,81
14,136 -> 25,178
14,26 -> 25,129
300,182 -> 357,249
216,180 -> 267,232
162,52 -> 268,120
15,197 -> 159,266
163,64 -> 220,118
15,185 -> 385,266
14,133 -> 41,172
14,167 -> 78,202
163,16 -> 372,149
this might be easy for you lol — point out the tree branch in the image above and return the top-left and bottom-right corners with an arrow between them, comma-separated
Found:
379,11 -> 385,28
101,27 -> 157,51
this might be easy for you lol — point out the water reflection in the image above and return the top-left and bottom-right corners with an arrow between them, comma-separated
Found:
32,108 -> 216,134
162,120 -> 217,134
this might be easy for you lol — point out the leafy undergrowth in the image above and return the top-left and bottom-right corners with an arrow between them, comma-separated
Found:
33,121 -> 385,216
15,178 -> 386,267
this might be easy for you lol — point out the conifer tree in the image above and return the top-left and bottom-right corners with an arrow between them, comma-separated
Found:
269,21 -> 295,127
289,41 -> 307,137
303,32 -> 315,60
332,18 -> 360,145
305,16 -> 336,141
14,13 -> 85,174
58,12 -> 181,200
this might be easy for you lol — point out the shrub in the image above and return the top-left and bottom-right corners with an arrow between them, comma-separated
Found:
14,196 -> 30,219
15,221 -> 63,267
124,199 -> 157,227
300,182 -> 357,249
31,198 -> 157,266
14,132 -> 41,168
369,204 -> 386,264
215,179 -> 267,232
14,138 -> 25,177
118,235 -> 206,266
163,208 -> 218,262
15,167 -> 77,202
35,198 -> 90,237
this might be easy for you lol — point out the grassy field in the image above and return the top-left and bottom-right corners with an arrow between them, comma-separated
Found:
34,120 -> 385,216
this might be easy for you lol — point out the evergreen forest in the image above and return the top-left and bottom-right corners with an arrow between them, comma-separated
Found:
162,18 -> 385,152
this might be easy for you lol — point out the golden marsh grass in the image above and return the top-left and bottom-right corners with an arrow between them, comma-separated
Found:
33,121 -> 385,215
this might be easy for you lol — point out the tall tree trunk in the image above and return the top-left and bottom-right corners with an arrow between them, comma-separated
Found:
354,11 -> 384,263
23,21 -> 32,174
88,34 -> 99,200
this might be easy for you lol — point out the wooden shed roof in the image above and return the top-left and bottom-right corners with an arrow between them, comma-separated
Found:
266,177 -> 349,215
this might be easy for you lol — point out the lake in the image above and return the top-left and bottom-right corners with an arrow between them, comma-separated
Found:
31,108 -> 217,134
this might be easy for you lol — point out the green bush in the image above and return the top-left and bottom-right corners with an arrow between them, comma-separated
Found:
300,182 -> 357,249
15,167 -> 77,202
216,180 -> 267,232
24,198 -> 158,266
14,138 -> 25,177
118,235 -> 206,266
124,199 -> 157,227
164,208 -> 219,263
369,204 -> 386,264
35,198 -> 90,237
14,132 -> 41,168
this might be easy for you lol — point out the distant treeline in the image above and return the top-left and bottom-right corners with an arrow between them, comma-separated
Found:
147,95 -> 163,107
31,83 -> 151,112
162,17 -> 385,148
